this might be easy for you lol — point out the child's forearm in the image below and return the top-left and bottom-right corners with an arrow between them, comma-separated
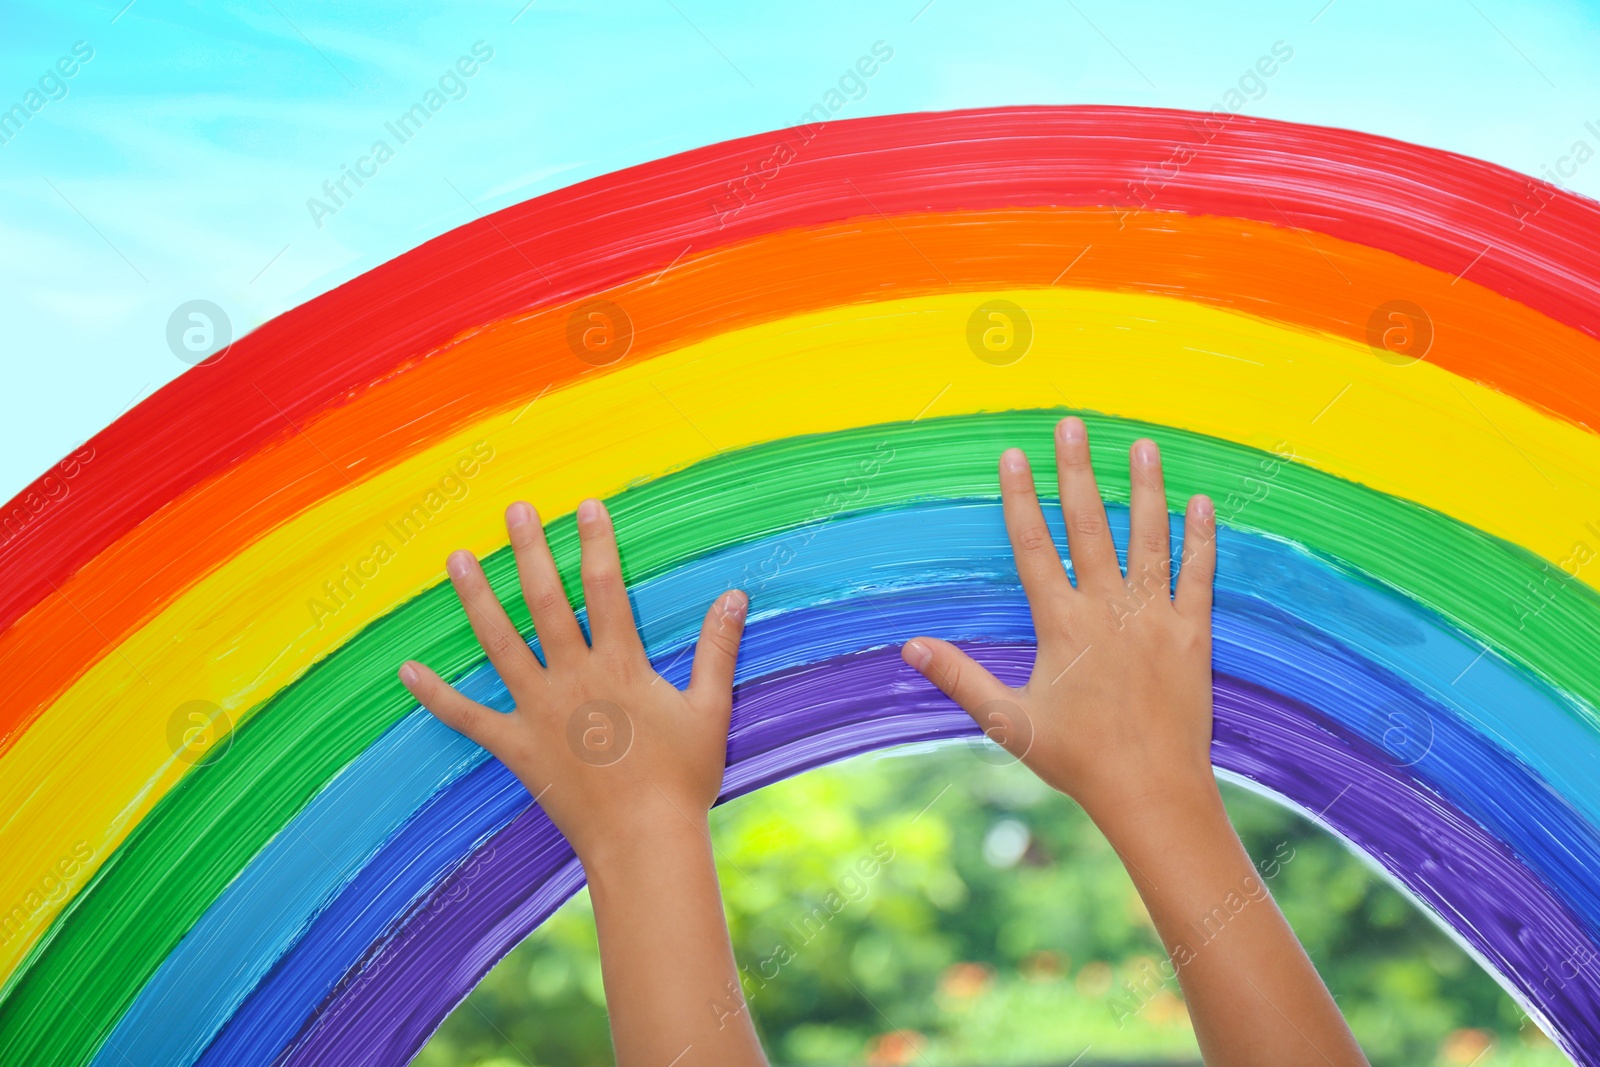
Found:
586,816 -> 767,1067
1091,779 -> 1368,1067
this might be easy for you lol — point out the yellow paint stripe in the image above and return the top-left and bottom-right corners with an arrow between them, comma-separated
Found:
1,287 -> 1595,976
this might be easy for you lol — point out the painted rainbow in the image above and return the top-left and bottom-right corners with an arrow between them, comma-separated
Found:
1,106 -> 1599,1066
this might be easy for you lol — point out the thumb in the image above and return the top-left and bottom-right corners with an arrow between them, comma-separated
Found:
688,589 -> 748,703
399,660 -> 513,755
903,639 -> 1033,759
901,637 -> 1012,716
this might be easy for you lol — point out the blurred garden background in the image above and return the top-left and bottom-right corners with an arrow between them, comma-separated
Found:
415,743 -> 1568,1067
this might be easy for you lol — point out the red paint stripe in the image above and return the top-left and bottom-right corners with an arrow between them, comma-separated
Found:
3,105 -> 1597,639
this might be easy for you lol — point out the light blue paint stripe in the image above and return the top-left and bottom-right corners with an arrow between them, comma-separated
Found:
100,499 -> 1600,1067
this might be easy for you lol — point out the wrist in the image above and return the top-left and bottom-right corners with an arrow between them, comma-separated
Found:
576,806 -> 713,882
1081,771 -> 1227,854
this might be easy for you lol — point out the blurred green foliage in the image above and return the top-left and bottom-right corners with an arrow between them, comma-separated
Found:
416,745 -> 1569,1067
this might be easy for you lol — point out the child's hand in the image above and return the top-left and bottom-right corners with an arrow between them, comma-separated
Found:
901,416 -> 1216,824
399,499 -> 747,867
402,499 -> 766,1066
903,417 -> 1367,1065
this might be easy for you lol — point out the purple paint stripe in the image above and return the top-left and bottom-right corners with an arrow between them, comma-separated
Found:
280,645 -> 1600,1067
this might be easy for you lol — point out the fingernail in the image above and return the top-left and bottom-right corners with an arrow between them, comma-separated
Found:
506,501 -> 535,528
722,589 -> 748,619
577,498 -> 603,525
1001,447 -> 1028,473
1059,417 -> 1086,444
1134,439 -> 1159,466
399,662 -> 420,687
903,640 -> 933,670
1194,495 -> 1215,521
446,550 -> 474,579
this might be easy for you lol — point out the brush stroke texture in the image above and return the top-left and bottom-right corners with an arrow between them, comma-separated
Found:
101,504 -> 1600,1067
7,411 -> 1600,1067
1,107 -> 1597,1067
270,649 -> 1600,1067
10,207 -> 1600,770
3,105 -> 1599,655
8,288 -> 1600,985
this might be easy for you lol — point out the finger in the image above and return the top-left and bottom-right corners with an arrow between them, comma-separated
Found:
446,549 -> 543,695
506,502 -> 586,664
1175,494 -> 1218,622
688,590 -> 748,705
1126,438 -> 1173,600
901,637 -> 1011,714
1054,417 -> 1122,591
999,448 -> 1071,619
400,660 -> 514,754
576,498 -> 643,654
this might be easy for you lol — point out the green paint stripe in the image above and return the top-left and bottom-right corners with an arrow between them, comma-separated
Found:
3,409 -> 1597,1066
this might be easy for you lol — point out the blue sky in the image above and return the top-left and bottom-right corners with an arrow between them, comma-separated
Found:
2,0 -> 1598,499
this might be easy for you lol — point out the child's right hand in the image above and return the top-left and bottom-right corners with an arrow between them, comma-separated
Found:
901,416 -> 1218,825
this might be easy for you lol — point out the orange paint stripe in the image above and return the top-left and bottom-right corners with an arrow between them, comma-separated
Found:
3,207 -> 1596,753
